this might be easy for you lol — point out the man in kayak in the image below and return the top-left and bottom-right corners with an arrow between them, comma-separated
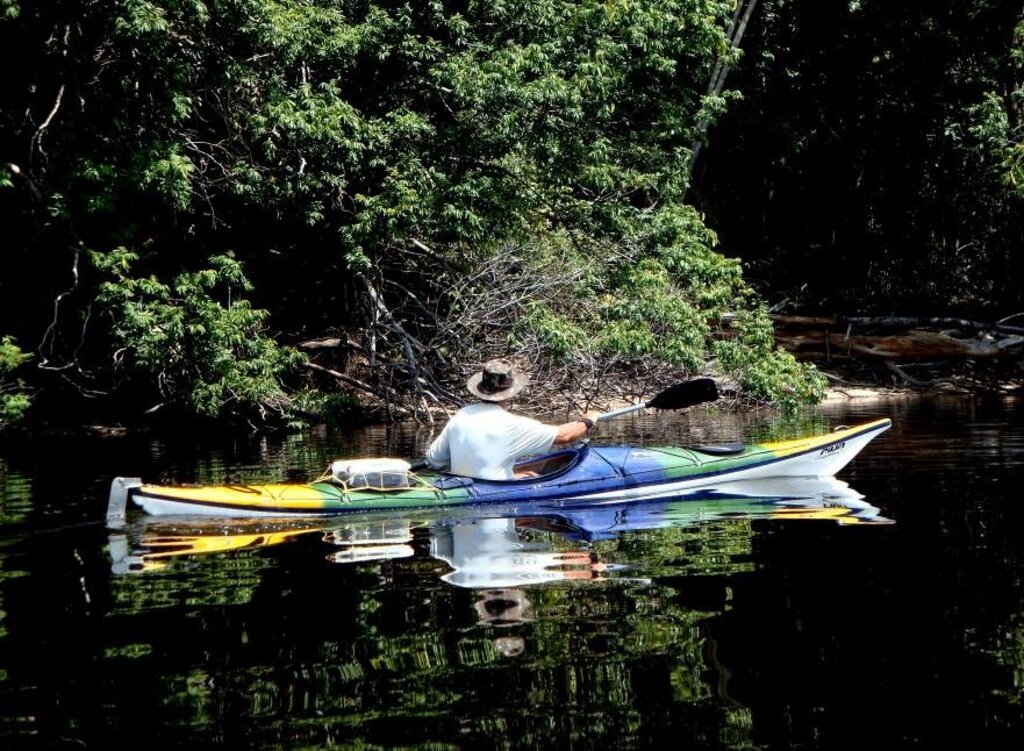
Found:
424,358 -> 599,481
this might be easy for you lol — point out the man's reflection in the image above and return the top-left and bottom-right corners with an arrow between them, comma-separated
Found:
474,587 -> 532,626
476,587 -> 531,657
424,516 -> 612,659
428,516 -> 608,588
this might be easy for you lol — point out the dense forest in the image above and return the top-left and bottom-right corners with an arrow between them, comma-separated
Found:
691,0 -> 1024,389
2,0 -> 1022,433
695,0 -> 1024,315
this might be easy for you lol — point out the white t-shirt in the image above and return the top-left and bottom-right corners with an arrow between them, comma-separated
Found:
425,402 -> 558,480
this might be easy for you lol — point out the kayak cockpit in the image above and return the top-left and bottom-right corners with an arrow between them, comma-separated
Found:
513,444 -> 589,479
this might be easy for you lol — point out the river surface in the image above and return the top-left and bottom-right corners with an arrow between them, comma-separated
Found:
1,394 -> 1023,749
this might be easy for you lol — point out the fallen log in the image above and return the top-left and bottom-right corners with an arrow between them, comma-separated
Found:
768,314 -> 1024,337
774,328 -> 1024,361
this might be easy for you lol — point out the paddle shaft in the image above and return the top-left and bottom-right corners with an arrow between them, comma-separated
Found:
594,402 -> 647,422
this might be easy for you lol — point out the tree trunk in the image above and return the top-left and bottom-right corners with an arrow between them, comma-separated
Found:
689,0 -> 760,172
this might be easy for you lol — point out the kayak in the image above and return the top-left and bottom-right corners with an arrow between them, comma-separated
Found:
108,418 -> 891,519
106,417 -> 891,520
109,475 -> 890,576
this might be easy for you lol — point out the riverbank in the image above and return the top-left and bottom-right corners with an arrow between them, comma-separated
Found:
2,372 -> 1019,442
821,386 -> 913,404
819,376 -> 1022,404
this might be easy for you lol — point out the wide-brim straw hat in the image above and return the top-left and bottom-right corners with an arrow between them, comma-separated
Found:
466,358 -> 529,402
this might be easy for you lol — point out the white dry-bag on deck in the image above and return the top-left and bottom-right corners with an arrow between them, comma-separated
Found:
330,458 -> 413,489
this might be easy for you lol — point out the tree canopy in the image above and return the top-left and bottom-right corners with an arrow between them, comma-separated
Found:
18,1 -> 1023,430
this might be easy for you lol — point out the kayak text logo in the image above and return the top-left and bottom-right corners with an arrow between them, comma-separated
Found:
819,442 -> 845,456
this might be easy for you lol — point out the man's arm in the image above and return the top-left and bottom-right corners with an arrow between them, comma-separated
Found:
424,423 -> 451,469
552,411 -> 601,445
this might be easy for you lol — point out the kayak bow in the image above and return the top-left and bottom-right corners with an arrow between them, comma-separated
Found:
107,418 -> 891,520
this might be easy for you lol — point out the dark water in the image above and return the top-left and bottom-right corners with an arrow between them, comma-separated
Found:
2,395 -> 1023,749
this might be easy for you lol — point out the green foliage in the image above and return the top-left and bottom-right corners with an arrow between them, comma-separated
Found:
2,0 -> 831,423
603,252 -> 827,403
598,256 -> 710,369
519,302 -> 591,361
510,202 -> 825,403
593,207 -> 724,368
712,309 -> 828,408
22,0 -> 732,252
94,249 -> 307,425
965,21 -> 1024,195
139,146 -> 195,211
0,336 -> 32,429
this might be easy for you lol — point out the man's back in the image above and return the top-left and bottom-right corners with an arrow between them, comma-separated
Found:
426,402 -> 558,480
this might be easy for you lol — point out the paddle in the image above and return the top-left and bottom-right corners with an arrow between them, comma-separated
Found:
593,377 -> 719,423
409,378 -> 719,471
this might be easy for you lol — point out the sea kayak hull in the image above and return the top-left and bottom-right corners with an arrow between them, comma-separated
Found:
110,418 -> 891,519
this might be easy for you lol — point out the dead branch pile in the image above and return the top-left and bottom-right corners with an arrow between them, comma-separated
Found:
297,241 -> 703,421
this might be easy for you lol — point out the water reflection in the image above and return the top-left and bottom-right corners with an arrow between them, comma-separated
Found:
109,476 -> 890,583
108,519 -> 329,574
12,398 -> 1024,749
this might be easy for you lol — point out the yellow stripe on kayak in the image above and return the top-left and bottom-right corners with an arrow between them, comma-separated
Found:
139,483 -> 337,510
759,418 -> 892,458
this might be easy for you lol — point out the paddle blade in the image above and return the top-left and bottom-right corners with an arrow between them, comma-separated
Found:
646,378 -> 719,410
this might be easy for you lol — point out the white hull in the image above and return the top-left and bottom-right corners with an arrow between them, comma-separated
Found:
569,420 -> 888,503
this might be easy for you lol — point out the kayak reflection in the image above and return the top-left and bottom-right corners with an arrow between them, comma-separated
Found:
108,518 -> 329,574
109,476 -> 891,580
